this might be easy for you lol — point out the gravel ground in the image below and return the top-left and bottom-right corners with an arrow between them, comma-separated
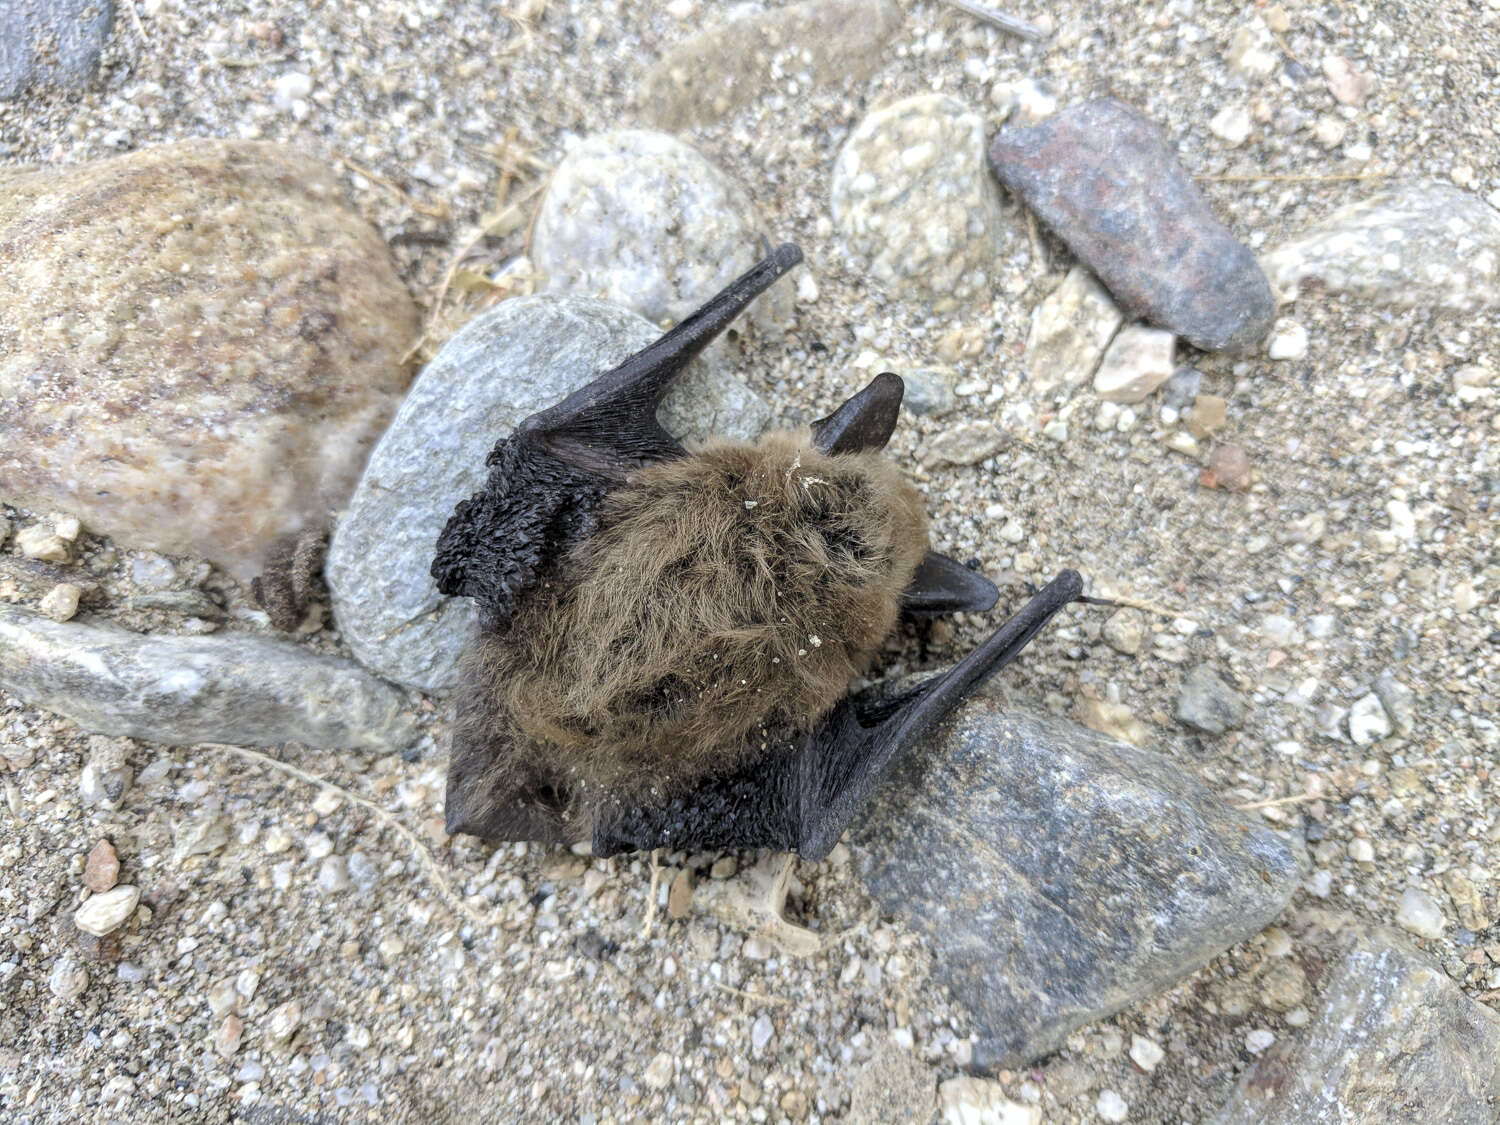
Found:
2,1 -> 1499,1122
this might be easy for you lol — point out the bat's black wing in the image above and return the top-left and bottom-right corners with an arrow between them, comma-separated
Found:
431,243 -> 805,629
592,569 -> 1083,859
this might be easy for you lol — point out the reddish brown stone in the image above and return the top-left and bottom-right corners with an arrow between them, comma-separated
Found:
82,838 -> 120,893
1203,443 -> 1253,491
989,99 -> 1275,353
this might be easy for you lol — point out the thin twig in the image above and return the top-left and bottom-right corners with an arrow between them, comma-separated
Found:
1235,792 -> 1321,812
707,979 -> 794,1007
336,153 -> 451,219
641,848 -> 664,939
939,0 -> 1048,41
124,0 -> 148,44
1199,171 -> 1397,184
207,743 -> 507,931
1025,209 -> 1047,274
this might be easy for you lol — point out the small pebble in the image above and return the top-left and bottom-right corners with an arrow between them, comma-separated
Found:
1395,887 -> 1446,939
1129,1035 -> 1164,1071
317,855 -> 351,894
215,1014 -> 244,1059
17,525 -> 71,563
1096,1089 -> 1129,1122
1209,104 -> 1252,147
642,1051 -> 674,1090
1347,693 -> 1391,745
39,582 -> 82,622
1348,838 -> 1375,864
1204,443 -> 1252,491
266,1000 -> 302,1042
83,839 -> 121,893
1266,320 -> 1308,360
1103,610 -> 1145,655
74,885 -> 140,937
1322,55 -> 1373,106
49,957 -> 89,999
750,1012 -> 774,1050
1244,1029 -> 1275,1054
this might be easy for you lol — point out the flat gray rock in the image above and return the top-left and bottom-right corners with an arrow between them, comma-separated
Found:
1213,935 -> 1500,1124
849,702 -> 1301,1069
989,99 -> 1275,352
0,0 -> 114,99
325,295 -> 770,694
0,605 -> 414,752
1261,179 -> 1500,312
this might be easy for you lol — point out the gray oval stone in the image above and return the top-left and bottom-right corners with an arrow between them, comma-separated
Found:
832,94 -> 1003,313
849,702 -> 1301,1069
532,130 -> 790,332
325,295 -> 771,694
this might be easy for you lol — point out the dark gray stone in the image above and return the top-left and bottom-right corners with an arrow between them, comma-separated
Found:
850,703 -> 1300,1069
1213,935 -> 1500,1124
0,0 -> 114,99
988,99 -> 1275,352
1175,665 -> 1246,734
325,295 -> 770,694
0,604 -> 415,752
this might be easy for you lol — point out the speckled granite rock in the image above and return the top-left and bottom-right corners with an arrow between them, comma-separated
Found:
833,95 -> 1003,313
531,130 -> 791,332
639,0 -> 901,131
850,703 -> 1301,1069
1025,266 -> 1123,396
325,295 -> 771,694
1261,179 -> 1500,312
0,0 -> 114,99
1213,935 -> 1500,1124
0,604 -> 415,752
0,140 -> 419,582
989,99 -> 1275,352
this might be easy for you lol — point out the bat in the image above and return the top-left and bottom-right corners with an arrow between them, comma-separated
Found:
432,242 -> 1085,859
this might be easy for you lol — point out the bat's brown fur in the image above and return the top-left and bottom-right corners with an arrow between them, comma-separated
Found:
454,430 -> 929,814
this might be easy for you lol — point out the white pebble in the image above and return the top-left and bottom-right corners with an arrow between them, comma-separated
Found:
1209,104 -> 1252,146
1096,1089 -> 1129,1122
750,1013 -> 773,1050
1266,320 -> 1308,360
49,957 -> 89,999
1347,693 -> 1391,745
39,583 -> 82,622
1395,887 -> 1446,939
1348,838 -> 1374,863
272,72 -> 314,112
795,273 -> 820,303
1245,1029 -> 1275,1054
74,885 -> 140,936
1128,1034 -> 1164,1071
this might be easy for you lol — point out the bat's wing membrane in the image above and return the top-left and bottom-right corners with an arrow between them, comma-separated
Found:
528,242 -> 805,476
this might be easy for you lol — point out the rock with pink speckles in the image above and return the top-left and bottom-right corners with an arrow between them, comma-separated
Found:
0,140 -> 419,581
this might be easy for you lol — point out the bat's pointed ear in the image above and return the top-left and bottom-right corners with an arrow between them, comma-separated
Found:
901,551 -> 1000,616
810,371 -> 905,455
527,242 -> 804,472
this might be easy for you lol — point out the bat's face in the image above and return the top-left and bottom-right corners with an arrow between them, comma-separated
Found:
435,244 -> 1081,857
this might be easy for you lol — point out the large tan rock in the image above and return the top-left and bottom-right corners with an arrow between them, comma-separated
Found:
0,140 -> 419,580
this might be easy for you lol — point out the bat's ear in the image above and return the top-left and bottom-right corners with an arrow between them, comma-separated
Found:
810,371 -> 904,455
528,242 -> 805,475
902,551 -> 1000,616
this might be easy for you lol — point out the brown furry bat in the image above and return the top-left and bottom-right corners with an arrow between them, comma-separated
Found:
434,244 -> 1084,858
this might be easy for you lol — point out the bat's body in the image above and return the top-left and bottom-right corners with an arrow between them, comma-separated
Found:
434,244 -> 1084,858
